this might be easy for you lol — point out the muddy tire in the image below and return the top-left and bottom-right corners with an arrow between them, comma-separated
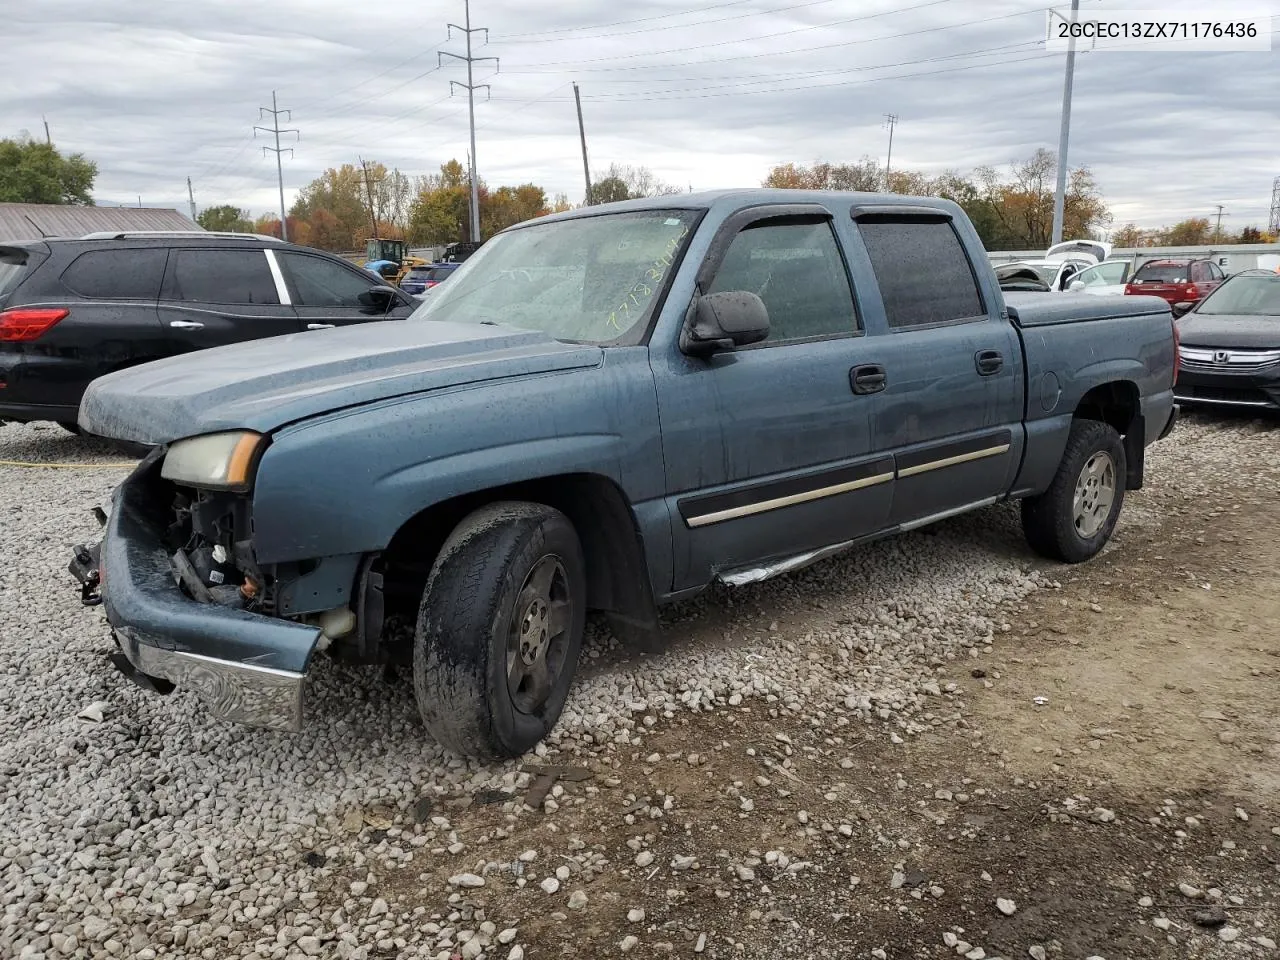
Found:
1022,418 -> 1126,564
412,501 -> 587,759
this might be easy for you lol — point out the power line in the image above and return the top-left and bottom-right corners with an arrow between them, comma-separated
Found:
487,48 -> 1054,104
499,0 -> 855,44
254,91 -> 299,241
440,0 -> 497,243
499,0 -> 762,41
550,41 -> 1042,98
498,2 -> 1047,70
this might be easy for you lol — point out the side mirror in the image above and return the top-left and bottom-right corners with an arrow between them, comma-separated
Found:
679,291 -> 770,356
1171,301 -> 1196,318
1068,280 -> 1085,292
358,285 -> 400,313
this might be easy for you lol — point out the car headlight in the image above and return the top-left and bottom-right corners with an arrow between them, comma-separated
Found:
161,431 -> 264,492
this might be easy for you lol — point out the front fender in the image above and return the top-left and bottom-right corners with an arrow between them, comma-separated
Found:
248,353 -> 667,565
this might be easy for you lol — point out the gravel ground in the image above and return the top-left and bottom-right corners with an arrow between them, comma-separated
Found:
1,413 -> 1277,960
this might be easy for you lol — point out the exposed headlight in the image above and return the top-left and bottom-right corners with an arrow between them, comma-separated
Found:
161,431 -> 264,492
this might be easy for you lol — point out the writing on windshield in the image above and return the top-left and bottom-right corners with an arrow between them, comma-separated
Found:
414,210 -> 701,345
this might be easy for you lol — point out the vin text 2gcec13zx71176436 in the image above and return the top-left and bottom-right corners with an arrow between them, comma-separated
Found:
66,190 -> 1179,759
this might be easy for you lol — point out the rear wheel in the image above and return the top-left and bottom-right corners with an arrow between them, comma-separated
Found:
1022,418 -> 1126,563
412,501 -> 587,758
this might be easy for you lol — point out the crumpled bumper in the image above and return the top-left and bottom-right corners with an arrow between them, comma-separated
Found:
73,458 -> 322,733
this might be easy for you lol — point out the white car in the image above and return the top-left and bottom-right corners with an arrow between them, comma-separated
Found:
1008,257 -> 1096,292
1066,260 -> 1133,297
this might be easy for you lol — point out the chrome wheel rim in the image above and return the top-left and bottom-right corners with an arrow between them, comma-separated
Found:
1073,451 -> 1116,538
506,555 -> 572,715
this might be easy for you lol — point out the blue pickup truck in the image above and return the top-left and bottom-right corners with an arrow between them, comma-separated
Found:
70,190 -> 1179,758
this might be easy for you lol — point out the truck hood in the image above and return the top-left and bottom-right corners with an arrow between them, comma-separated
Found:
78,320 -> 604,444
1175,313 -> 1280,350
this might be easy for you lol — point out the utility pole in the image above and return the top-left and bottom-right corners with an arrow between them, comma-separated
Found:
1051,0 -> 1081,245
42,117 -> 51,145
358,157 -> 384,239
882,114 -> 898,191
1212,204 -> 1227,242
440,1 -> 497,243
573,83 -> 592,205
254,91 -> 299,241
187,177 -> 197,223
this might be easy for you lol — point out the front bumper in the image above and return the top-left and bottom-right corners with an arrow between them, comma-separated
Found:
73,459 -> 322,732
1175,368 -> 1280,411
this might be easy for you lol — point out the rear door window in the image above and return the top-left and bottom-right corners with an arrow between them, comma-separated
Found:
61,248 -> 167,299
0,247 -> 31,299
168,249 -> 279,304
856,219 -> 985,328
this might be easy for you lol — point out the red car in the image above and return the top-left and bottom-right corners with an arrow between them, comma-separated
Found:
1124,257 -> 1224,306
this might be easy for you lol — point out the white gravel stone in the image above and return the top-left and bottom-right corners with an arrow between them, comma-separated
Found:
627,909 -> 646,923
539,877 -> 560,894
567,890 -> 588,910
2,417 -> 1267,959
620,935 -> 639,952
449,874 -> 485,888
996,898 -> 1017,916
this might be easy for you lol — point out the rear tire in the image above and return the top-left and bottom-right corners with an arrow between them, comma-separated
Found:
1022,418 -> 1126,563
412,501 -> 587,759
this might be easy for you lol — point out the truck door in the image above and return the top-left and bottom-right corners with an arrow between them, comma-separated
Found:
845,209 -> 1025,528
651,204 -> 894,591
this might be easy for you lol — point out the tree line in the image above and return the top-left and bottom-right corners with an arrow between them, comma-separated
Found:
197,161 -> 683,251
4,136 -> 1274,252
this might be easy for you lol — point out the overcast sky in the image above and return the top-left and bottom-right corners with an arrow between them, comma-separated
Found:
4,0 -> 1278,237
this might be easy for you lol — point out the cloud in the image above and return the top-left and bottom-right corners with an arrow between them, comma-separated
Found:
3,0 -> 1277,237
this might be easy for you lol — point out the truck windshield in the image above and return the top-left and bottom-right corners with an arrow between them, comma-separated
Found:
409,209 -> 700,344
1196,275 -> 1280,317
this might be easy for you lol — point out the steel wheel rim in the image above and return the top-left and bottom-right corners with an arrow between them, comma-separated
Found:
1072,450 -> 1116,538
505,555 -> 572,715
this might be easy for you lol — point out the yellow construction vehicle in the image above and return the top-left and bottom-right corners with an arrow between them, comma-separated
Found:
361,238 -> 429,286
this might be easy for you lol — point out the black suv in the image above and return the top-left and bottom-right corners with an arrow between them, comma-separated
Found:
0,231 -> 418,431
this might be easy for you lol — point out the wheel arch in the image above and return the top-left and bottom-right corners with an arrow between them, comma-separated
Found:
1073,379 -> 1145,489
379,472 -> 659,642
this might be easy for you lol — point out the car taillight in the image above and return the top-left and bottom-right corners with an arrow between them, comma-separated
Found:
1172,319 -> 1180,387
1184,284 -> 1198,300
425,280 -> 439,288
0,307 -> 69,342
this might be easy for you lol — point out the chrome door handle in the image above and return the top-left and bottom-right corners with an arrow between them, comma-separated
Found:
168,320 -> 204,329
306,323 -> 335,330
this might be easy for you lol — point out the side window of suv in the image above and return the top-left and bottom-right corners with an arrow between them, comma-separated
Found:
856,219 -> 985,328
279,251 -> 380,307
706,219 -> 857,344
61,249 -> 167,299
169,249 -> 279,305
1190,262 -> 1209,283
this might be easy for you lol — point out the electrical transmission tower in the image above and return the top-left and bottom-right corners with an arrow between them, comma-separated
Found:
883,114 -> 898,191
440,1 -> 497,243
1270,177 -> 1280,236
255,91 -> 299,241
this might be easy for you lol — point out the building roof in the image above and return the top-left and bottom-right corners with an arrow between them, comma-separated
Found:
0,203 -> 202,243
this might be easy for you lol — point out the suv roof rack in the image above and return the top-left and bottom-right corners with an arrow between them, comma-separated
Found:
78,230 -> 285,242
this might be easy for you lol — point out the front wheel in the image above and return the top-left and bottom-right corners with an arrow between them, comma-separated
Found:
1022,418 -> 1126,563
413,501 -> 587,759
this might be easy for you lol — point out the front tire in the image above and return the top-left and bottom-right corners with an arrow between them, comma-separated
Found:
413,501 -> 587,759
1022,418 -> 1126,563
